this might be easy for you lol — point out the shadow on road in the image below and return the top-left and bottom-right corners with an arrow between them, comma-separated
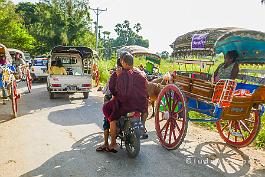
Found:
192,142 -> 251,176
21,131 -> 255,177
147,131 -> 252,177
47,94 -> 103,127
0,83 -> 97,124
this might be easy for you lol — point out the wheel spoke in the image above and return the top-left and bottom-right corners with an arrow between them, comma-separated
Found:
159,117 -> 166,122
164,92 -> 171,112
221,120 -> 231,132
239,120 -> 251,133
171,92 -> 179,112
237,121 -> 245,140
227,131 -> 231,140
169,121 -> 173,144
172,126 -> 177,141
234,121 -> 238,142
163,121 -> 170,141
172,119 -> 181,133
160,120 -> 169,134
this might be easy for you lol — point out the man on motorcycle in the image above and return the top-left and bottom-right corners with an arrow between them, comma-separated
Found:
96,55 -> 123,152
97,52 -> 148,152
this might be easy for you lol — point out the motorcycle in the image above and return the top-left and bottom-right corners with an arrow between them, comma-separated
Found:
116,112 -> 145,158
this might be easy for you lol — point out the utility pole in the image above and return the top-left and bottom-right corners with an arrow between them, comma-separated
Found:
90,7 -> 107,51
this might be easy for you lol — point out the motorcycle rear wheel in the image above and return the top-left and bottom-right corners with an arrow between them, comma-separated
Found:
125,126 -> 140,158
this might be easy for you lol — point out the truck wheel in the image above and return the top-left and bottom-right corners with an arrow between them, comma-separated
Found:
46,82 -> 50,91
83,92 -> 89,99
49,91 -> 55,99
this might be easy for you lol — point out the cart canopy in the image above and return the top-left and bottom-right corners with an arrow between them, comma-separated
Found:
117,45 -> 161,65
8,48 -> 26,62
171,27 -> 265,64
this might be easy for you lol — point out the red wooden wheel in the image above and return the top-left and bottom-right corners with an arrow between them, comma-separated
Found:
26,69 -> 32,92
216,109 -> 261,148
11,80 -> 19,118
155,84 -> 188,150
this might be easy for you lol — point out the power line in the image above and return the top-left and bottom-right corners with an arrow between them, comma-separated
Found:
90,7 -> 107,51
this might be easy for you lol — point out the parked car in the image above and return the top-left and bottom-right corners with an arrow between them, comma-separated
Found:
31,57 -> 48,81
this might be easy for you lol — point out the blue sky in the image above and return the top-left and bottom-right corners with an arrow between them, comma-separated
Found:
13,0 -> 265,53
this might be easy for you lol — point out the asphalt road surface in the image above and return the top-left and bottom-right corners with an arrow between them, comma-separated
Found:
0,82 -> 265,177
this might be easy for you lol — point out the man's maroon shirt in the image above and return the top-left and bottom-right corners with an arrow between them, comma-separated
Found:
104,69 -> 148,121
115,69 -> 148,117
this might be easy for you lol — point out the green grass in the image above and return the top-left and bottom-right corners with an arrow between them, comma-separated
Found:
98,56 -> 265,148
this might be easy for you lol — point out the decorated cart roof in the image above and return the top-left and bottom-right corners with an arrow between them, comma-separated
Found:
117,45 -> 161,65
51,46 -> 96,58
170,27 -> 265,64
0,44 -> 13,63
8,48 -> 26,61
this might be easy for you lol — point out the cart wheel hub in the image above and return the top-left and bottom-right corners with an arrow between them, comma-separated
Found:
163,111 -> 170,120
229,127 -> 243,137
231,131 -> 243,137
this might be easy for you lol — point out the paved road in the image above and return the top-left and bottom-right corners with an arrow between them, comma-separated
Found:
0,82 -> 265,177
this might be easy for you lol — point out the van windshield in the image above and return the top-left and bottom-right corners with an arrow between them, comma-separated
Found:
33,59 -> 48,66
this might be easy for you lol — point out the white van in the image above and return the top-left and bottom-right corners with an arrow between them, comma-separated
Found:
31,57 -> 49,80
47,46 -> 97,99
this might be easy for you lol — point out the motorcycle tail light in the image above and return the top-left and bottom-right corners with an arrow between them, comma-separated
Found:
127,112 -> 141,118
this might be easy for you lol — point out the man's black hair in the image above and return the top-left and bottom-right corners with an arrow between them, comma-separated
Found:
117,58 -> 122,67
226,50 -> 239,62
117,52 -> 128,67
121,52 -> 134,66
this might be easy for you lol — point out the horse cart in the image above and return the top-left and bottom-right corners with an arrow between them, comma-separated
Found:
0,44 -> 21,118
8,48 -> 32,93
117,45 -> 161,81
155,28 -> 265,149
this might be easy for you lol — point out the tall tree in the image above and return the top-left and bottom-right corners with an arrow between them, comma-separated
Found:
16,0 -> 96,54
112,20 -> 149,49
0,0 -> 35,50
